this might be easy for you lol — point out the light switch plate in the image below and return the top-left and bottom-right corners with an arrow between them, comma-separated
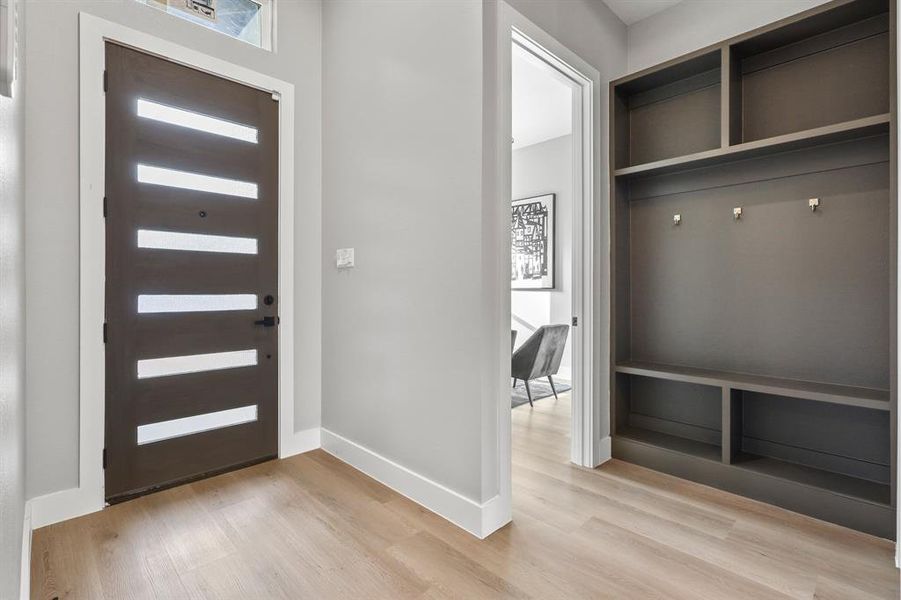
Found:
336,248 -> 354,269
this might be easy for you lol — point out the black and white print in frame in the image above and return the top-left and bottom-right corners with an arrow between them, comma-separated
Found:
511,193 -> 555,290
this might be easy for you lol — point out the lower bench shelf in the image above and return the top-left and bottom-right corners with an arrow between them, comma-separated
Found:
732,453 -> 891,506
613,431 -> 895,539
616,425 -> 721,462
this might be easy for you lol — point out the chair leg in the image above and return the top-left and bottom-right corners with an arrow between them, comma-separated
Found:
548,375 -> 558,399
512,378 -> 517,388
524,380 -> 533,407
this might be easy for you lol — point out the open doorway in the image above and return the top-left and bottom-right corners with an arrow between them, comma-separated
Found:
510,37 -> 582,462
492,9 -> 605,534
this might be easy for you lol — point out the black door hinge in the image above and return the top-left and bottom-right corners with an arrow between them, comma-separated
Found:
103,322 -> 108,343
572,316 -> 578,327
103,196 -> 108,218
103,70 -> 108,92
102,448 -> 107,469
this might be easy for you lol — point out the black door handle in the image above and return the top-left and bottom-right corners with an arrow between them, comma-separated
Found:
254,316 -> 279,327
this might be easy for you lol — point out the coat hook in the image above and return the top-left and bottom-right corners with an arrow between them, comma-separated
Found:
733,207 -> 742,220
673,214 -> 682,226
809,198 -> 819,212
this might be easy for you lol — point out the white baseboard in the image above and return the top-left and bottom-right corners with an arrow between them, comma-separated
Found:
28,427 -> 514,543
594,435 -> 612,468
280,426 -> 321,458
479,493 -> 512,537
321,428 -> 506,538
19,500 -> 32,600
30,486 -> 103,530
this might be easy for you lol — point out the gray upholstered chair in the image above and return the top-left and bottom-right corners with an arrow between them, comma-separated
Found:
511,324 -> 569,407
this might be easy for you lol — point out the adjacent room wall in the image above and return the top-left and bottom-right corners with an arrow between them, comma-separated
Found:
0,0 -> 27,595
627,0 -> 832,72
24,0 -> 322,498
512,134 -> 573,381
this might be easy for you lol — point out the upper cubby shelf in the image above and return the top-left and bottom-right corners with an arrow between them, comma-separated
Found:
611,0 -> 891,179
614,113 -> 889,179
612,50 -> 722,171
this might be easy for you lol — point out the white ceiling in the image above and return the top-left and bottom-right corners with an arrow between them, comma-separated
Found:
602,0 -> 683,25
512,45 -> 572,151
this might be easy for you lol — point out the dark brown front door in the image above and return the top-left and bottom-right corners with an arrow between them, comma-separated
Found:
104,43 -> 279,502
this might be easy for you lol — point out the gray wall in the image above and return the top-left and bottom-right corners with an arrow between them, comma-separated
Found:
322,0 -> 487,501
24,0 -> 322,498
627,0 -> 831,72
507,0 -> 627,81
0,0 -> 26,596
512,134 -> 573,379
322,0 -> 625,506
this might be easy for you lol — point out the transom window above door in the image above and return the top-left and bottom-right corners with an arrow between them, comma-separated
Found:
135,0 -> 273,50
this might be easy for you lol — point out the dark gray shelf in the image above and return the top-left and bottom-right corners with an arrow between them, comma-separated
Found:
614,428 -> 890,506
615,425 -> 721,462
616,361 -> 890,411
733,453 -> 891,506
610,0 -> 896,539
613,434 -> 895,538
614,113 -> 890,179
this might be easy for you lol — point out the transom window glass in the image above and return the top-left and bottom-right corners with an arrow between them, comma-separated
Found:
136,0 -> 272,50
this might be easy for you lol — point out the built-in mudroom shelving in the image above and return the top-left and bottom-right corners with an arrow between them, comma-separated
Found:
609,0 -> 897,539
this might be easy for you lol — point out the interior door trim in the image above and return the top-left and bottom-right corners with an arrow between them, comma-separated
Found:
59,13 -> 297,528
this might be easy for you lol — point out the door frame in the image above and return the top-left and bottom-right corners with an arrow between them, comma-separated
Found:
77,13 -> 296,513
510,29 -> 599,467
493,3 -> 610,523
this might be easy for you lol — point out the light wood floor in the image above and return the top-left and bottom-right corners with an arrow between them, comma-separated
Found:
32,393 -> 900,599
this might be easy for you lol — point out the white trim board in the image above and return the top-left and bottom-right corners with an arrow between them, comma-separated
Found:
19,501 -> 32,600
321,429 -> 505,539
29,486 -> 99,530
57,13 -> 299,529
279,426 -> 322,459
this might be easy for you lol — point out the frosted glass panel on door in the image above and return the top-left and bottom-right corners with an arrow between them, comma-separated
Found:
137,164 -> 258,199
137,405 -> 258,445
137,99 -> 259,143
138,294 -> 258,314
137,229 -> 258,254
137,349 -> 258,379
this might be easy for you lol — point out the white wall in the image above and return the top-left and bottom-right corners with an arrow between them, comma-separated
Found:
512,134 -> 573,381
627,0 -> 831,72
0,0 -> 26,594
24,0 -> 322,498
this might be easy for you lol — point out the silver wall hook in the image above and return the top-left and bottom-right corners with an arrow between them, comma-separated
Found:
809,198 -> 820,212
673,214 -> 682,226
733,207 -> 742,220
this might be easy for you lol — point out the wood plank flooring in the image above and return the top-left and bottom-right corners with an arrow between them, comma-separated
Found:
31,393 -> 900,599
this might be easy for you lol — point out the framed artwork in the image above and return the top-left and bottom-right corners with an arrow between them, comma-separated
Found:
511,193 -> 555,290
